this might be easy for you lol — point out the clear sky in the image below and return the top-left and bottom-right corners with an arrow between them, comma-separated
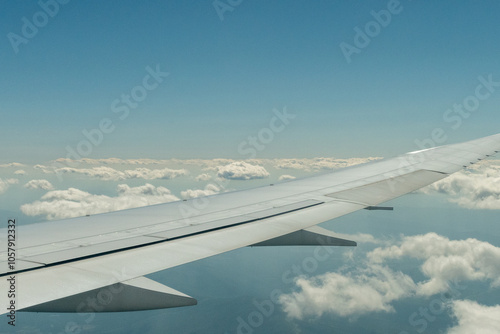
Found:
1,1 -> 500,334
1,0 -> 500,162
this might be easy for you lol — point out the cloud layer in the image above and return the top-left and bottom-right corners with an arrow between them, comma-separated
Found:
272,157 -> 380,171
54,166 -> 189,181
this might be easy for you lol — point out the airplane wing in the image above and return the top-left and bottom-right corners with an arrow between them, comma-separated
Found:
1,133 -> 499,313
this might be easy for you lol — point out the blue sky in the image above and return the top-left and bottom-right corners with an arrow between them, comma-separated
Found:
1,1 -> 500,333
2,0 -> 500,162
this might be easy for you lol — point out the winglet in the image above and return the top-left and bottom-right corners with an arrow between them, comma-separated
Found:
251,225 -> 356,247
22,276 -> 197,313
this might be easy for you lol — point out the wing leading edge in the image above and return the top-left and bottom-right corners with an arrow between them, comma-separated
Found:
1,133 -> 499,313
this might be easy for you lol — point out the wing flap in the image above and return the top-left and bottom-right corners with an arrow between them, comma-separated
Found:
251,225 -> 356,246
22,276 -> 196,312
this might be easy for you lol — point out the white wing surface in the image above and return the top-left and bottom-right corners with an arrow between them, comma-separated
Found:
1,134 -> 499,313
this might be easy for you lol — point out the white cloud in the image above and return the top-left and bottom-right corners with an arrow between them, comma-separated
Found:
14,170 -> 26,175
0,178 -> 18,194
20,184 -> 179,219
216,162 -> 269,180
280,233 -> 500,320
422,161 -> 500,209
448,300 -> 500,334
54,166 -> 188,181
368,232 -> 500,296
278,174 -> 296,181
181,184 -> 220,199
195,173 -> 212,181
24,179 -> 54,191
279,264 -> 415,319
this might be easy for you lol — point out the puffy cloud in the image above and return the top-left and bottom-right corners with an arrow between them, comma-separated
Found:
24,179 -> 54,190
278,174 -> 296,181
122,167 -> 188,180
368,233 -> 500,296
54,166 -> 188,181
195,173 -> 212,181
0,178 -> 18,194
181,184 -> 220,199
280,264 -> 415,319
422,160 -> 500,209
280,233 -> 500,320
14,170 -> 26,175
448,300 -> 500,334
216,162 -> 269,180
20,184 -> 179,219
